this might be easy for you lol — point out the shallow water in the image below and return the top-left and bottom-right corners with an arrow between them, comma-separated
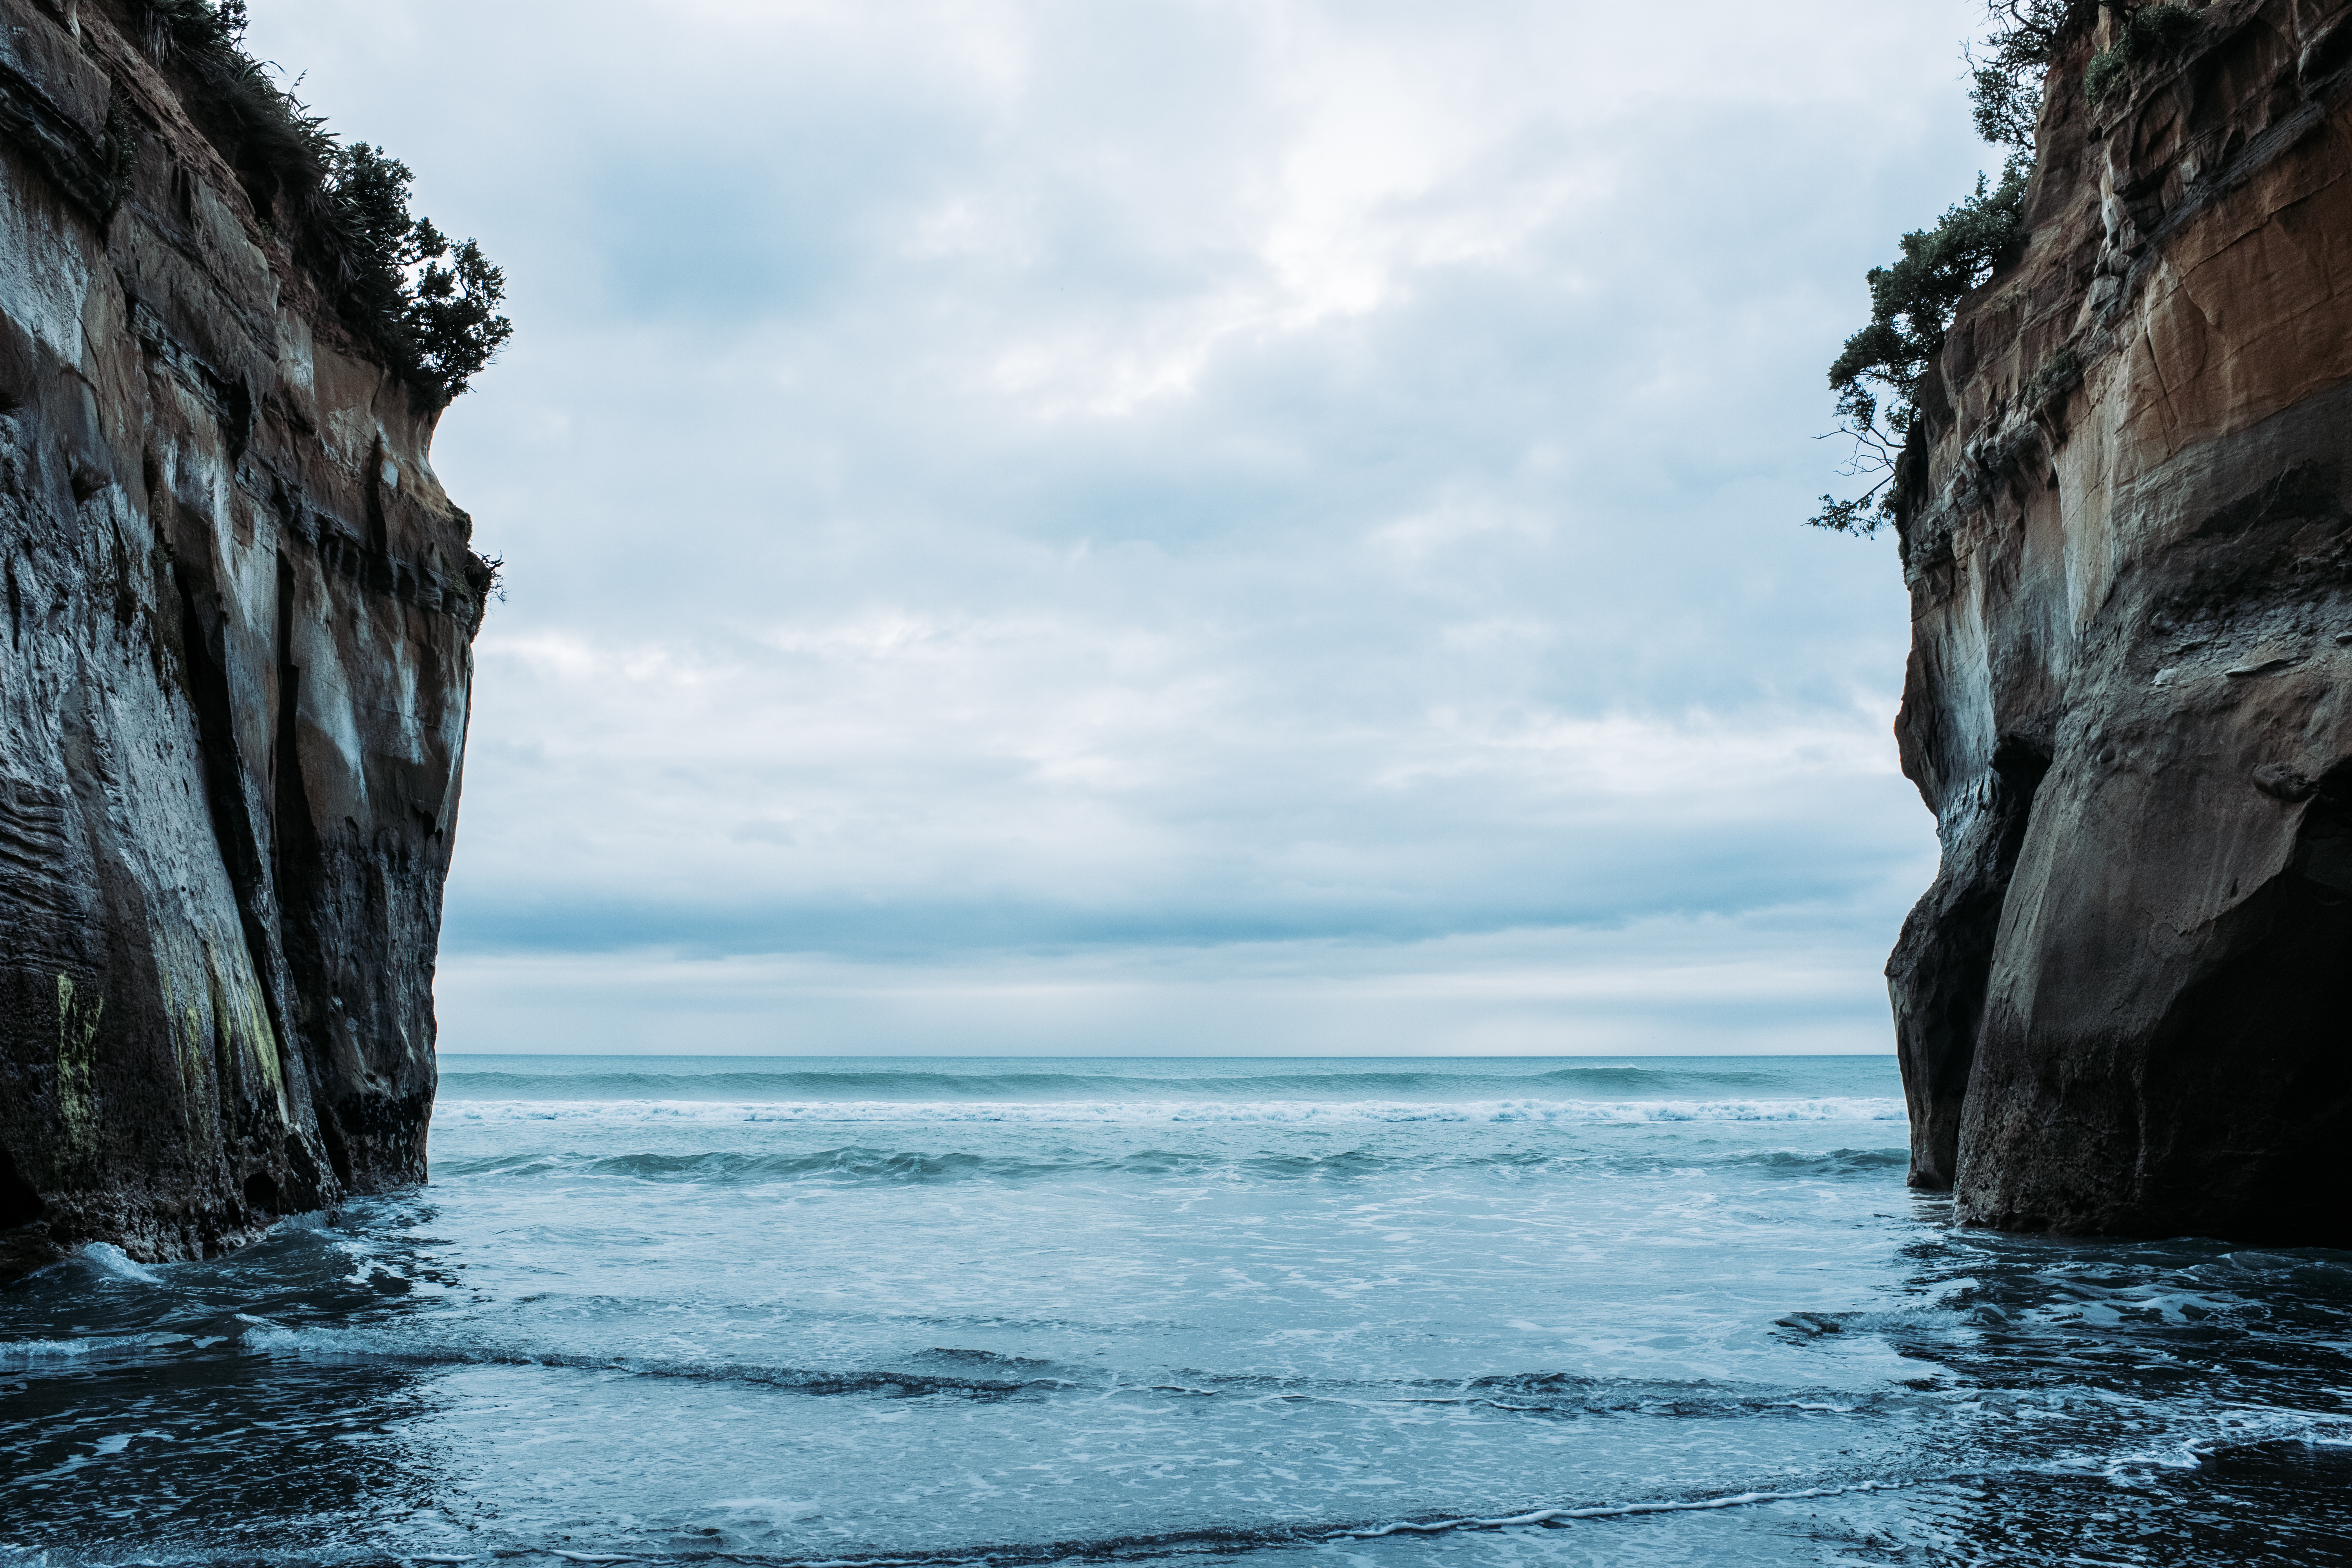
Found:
4,1055 -> 2348,1565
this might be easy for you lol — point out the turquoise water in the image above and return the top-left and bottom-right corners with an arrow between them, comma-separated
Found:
4,1055 -> 2349,1564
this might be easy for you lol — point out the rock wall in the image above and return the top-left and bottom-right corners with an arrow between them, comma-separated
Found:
1890,0 -> 2352,1241
0,0 -> 489,1278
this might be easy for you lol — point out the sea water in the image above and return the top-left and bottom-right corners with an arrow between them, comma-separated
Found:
4,1055 -> 2349,1565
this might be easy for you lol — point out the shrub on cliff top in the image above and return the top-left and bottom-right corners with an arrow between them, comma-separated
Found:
127,0 -> 511,407
325,145 -> 514,401
1808,1 -> 2083,535
135,1 -> 334,192
1809,160 -> 2029,535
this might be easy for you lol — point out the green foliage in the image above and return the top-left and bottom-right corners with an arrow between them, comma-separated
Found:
327,145 -> 419,286
131,1 -> 510,407
1808,158 -> 2029,534
1806,495 -> 1881,536
2085,5 -> 2200,103
2081,49 -> 2125,104
143,0 -> 249,52
406,234 -> 514,400
322,147 -> 513,402
140,0 -> 334,173
1965,0 -> 2079,148
1806,2 -> 2103,534
318,146 -> 514,402
1828,162 -> 2029,405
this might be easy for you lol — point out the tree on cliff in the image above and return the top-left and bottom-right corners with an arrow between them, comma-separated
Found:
1807,2 -> 2076,535
327,144 -> 514,403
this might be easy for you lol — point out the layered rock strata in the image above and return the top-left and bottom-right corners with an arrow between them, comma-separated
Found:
1890,0 -> 2352,1241
0,0 -> 490,1278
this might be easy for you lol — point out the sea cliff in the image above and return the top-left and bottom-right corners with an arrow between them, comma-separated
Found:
1890,0 -> 2352,1240
0,0 -> 489,1278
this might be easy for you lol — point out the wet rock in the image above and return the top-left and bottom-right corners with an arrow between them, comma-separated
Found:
1888,0 -> 2352,1245
0,0 -> 487,1279
2253,764 -> 2318,803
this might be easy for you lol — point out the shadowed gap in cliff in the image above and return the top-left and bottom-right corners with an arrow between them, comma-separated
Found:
2125,756 -> 2352,1245
270,548 -> 351,1194
0,1142 -> 45,1227
169,555 -> 312,1214
1890,736 -> 2050,1190
172,563 -> 272,931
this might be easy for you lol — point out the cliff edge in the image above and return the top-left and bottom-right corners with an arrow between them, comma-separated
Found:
1890,0 -> 2352,1240
0,0 -> 491,1278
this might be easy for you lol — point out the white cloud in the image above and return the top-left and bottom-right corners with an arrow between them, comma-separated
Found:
239,0 -> 1997,1051
435,911 -> 1906,1057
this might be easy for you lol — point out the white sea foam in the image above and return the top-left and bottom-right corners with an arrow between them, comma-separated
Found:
78,1242 -> 165,1283
431,1096 -> 1906,1127
0,1331 -> 186,1363
1340,1478 -> 1923,1536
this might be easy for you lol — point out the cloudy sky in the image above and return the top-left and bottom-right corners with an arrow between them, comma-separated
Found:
247,0 -> 1998,1056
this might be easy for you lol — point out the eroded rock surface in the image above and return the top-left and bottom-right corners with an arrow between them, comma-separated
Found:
1890,0 -> 2352,1241
0,0 -> 490,1278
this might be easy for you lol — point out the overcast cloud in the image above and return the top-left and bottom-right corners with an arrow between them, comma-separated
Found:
243,0 -> 1997,1055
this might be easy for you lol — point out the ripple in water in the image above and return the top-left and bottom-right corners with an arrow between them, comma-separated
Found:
4,1055 -> 2347,1565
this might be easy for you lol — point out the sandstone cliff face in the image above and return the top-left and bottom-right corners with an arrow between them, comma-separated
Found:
0,0 -> 489,1278
1891,0 -> 2352,1241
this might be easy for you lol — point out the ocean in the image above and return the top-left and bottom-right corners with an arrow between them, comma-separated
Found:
4,1055 -> 2349,1564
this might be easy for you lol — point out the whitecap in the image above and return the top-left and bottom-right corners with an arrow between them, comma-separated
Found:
78,1243 -> 165,1284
